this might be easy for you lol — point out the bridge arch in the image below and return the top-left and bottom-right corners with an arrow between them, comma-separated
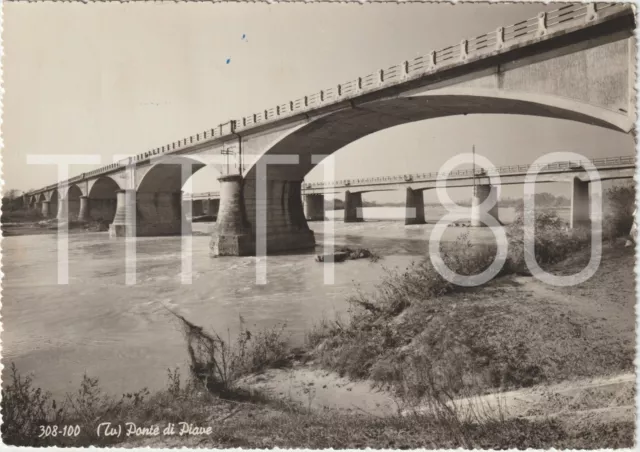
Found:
136,155 -> 206,194
113,155 -> 208,236
46,189 -> 59,219
65,185 -> 83,221
88,176 -> 121,223
244,89 -> 632,182
222,89 -> 634,254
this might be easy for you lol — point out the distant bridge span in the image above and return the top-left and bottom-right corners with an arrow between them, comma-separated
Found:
182,155 -> 635,226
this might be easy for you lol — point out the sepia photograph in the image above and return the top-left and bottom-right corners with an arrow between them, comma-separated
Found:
0,0 -> 637,448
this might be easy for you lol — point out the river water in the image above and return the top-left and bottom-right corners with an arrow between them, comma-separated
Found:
2,206 -> 533,398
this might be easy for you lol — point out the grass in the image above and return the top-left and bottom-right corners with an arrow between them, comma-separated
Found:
2,362 -> 633,449
305,210 -> 634,402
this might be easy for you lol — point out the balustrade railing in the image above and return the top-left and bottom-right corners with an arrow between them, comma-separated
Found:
301,155 -> 636,190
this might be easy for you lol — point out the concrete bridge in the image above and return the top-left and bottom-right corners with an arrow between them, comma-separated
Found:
181,155 -> 634,227
24,3 -> 637,255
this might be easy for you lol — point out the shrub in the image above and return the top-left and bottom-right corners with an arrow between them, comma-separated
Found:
1,363 -> 65,446
505,211 -> 590,273
169,310 -> 289,396
602,185 -> 635,242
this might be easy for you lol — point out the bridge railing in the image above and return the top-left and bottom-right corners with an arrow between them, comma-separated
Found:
301,155 -> 636,190
27,2 -> 630,197
182,191 -> 221,200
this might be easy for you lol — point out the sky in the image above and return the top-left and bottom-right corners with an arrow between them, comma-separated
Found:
3,2 -> 635,203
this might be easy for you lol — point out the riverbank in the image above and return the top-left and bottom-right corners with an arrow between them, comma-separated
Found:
1,218 -> 109,237
3,231 -> 635,448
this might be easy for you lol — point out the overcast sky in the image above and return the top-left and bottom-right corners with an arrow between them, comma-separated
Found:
3,2 -> 634,203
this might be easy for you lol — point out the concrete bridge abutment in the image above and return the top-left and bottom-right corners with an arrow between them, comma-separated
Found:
344,191 -> 364,223
405,188 -> 426,225
570,178 -> 590,228
304,194 -> 325,221
471,184 -> 500,227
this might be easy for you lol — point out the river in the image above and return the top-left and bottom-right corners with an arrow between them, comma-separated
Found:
3,206 -> 556,398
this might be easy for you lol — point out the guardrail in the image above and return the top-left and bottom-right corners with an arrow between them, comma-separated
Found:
301,155 -> 636,190
26,2 -> 629,197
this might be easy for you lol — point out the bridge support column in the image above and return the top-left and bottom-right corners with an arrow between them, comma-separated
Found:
56,197 -> 69,223
405,188 -> 426,225
304,194 -> 325,221
41,201 -> 50,218
244,177 -> 315,254
78,196 -> 90,223
211,175 -> 254,256
570,178 -> 590,228
471,185 -> 500,227
344,191 -> 363,223
109,190 -> 136,237
206,199 -> 220,218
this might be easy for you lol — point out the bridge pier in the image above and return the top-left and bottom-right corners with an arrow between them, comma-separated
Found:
304,194 -> 325,221
211,175 -> 254,256
405,188 -> 426,225
41,201 -> 50,218
570,178 -> 590,228
471,184 -> 500,227
211,175 -> 316,256
344,191 -> 363,223
56,197 -> 69,223
109,190 -> 135,237
78,196 -> 90,223
243,177 -> 316,254
206,199 -> 220,218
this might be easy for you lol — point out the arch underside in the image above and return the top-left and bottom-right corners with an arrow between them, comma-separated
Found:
137,157 -> 206,193
244,91 -> 632,182
133,157 -> 207,235
87,177 -> 121,223
66,185 -> 83,221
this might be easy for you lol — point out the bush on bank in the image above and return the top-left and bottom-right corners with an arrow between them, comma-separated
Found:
306,209 -> 634,400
